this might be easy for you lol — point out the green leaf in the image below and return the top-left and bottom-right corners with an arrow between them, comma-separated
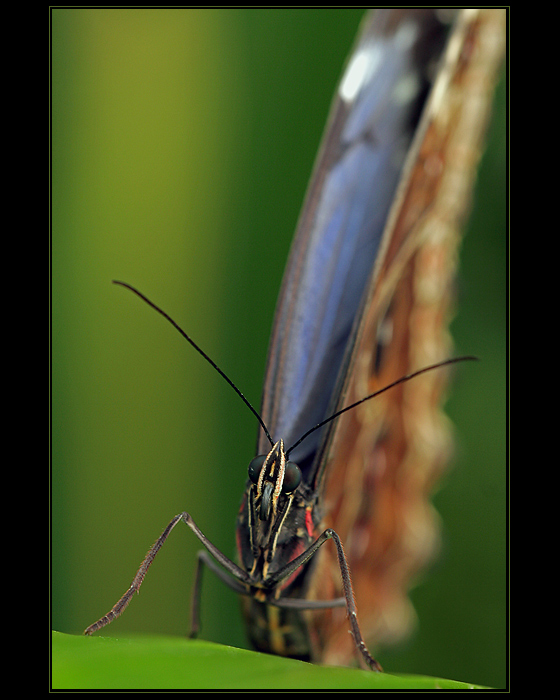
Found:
52,631 -> 488,690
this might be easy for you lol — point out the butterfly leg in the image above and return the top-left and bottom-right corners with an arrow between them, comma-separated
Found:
84,512 -> 251,636
189,549 -> 249,638
265,527 -> 382,671
328,529 -> 382,672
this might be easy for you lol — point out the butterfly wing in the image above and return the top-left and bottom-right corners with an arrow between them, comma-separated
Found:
305,9 -> 506,665
257,9 -> 451,476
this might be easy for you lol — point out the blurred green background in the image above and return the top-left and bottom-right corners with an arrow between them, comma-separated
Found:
52,8 -> 506,689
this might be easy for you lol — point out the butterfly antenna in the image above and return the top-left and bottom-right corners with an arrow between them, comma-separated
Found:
112,281 -> 274,446
286,355 -> 478,457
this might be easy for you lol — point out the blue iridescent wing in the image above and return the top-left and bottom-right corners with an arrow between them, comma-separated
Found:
257,9 -> 450,475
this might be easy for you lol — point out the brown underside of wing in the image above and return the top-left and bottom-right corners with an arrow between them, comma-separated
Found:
305,9 -> 506,666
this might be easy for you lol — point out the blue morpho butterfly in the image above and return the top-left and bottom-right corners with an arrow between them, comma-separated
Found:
85,9 -> 505,670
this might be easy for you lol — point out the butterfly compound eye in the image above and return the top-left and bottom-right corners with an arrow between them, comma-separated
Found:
248,455 -> 266,484
282,461 -> 301,493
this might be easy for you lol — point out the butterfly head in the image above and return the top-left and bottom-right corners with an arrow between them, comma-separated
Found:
241,439 -> 309,582
248,440 -> 302,522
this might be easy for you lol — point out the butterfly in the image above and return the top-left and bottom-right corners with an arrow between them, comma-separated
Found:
83,8 -> 505,671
